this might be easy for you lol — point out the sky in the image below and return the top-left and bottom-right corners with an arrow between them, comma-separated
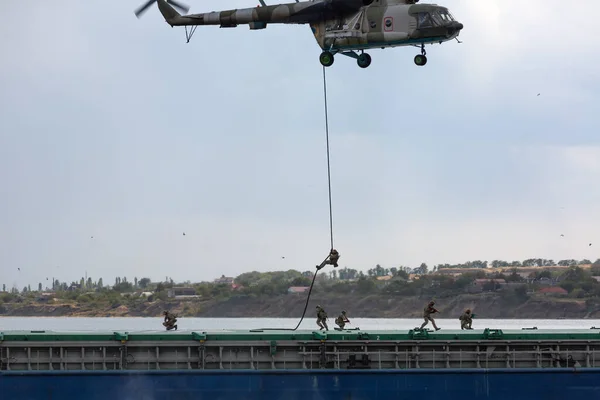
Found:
1,0 -> 599,290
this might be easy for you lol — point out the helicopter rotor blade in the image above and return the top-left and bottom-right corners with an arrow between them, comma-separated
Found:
168,0 -> 190,14
134,0 -> 157,18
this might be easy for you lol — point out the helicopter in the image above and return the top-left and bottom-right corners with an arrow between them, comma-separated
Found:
134,0 -> 463,68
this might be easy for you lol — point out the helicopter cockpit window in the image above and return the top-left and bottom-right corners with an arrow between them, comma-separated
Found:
424,9 -> 454,26
417,12 -> 432,28
430,11 -> 443,26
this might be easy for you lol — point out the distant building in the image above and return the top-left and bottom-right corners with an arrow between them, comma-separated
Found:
288,286 -> 310,294
214,275 -> 235,285
538,287 -> 568,296
468,279 -> 506,293
167,287 -> 198,298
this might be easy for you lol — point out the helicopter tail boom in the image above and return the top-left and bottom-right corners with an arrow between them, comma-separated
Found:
153,0 -> 335,27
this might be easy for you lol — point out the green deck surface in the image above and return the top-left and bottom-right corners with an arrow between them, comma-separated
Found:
2,328 -> 600,342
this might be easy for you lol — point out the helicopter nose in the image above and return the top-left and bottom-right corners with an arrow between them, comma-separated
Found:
446,21 -> 463,35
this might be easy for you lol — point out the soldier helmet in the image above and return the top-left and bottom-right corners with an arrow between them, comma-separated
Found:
316,305 -> 321,309
342,310 -> 346,314
429,301 -> 435,305
466,309 -> 471,313
163,310 -> 168,314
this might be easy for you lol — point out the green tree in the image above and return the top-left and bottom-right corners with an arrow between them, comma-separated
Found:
290,276 -> 311,286
139,278 -> 151,289
113,281 -> 133,293
491,260 -> 509,268
536,270 -> 552,279
2,284 -> 5,292
38,283 -> 42,292
356,276 -> 376,293
558,259 -> 577,266
98,278 -> 103,289
337,268 -> 358,280
414,263 -> 428,275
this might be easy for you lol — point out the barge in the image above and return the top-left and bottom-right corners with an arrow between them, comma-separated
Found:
2,327 -> 600,399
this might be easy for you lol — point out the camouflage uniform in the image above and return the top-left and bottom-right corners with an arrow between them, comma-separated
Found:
327,249 -> 340,267
335,311 -> 350,329
316,305 -> 328,330
163,310 -> 178,331
420,301 -> 440,330
459,309 -> 473,330
317,249 -> 341,270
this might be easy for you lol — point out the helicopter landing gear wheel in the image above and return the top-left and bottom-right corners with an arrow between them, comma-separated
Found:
414,43 -> 427,66
320,51 -> 334,67
414,54 -> 427,66
357,53 -> 371,68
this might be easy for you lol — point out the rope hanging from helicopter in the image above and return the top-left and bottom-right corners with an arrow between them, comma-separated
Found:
259,66 -> 335,332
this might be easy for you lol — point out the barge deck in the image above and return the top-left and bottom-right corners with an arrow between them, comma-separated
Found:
3,328 -> 600,399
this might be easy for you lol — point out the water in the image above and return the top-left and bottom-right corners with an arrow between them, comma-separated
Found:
1,317 -> 600,332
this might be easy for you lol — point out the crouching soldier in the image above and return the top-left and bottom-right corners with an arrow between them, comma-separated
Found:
316,305 -> 328,330
162,310 -> 178,331
335,310 -> 350,330
459,309 -> 473,330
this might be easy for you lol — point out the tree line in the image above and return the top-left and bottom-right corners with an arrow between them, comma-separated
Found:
2,259 -> 600,306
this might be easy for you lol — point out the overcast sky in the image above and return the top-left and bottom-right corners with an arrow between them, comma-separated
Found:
1,0 -> 599,290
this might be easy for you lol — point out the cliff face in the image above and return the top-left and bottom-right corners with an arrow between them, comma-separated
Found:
197,293 -> 591,319
1,293 -> 597,318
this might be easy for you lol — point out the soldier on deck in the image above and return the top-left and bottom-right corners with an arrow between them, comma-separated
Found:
335,310 -> 350,330
162,310 -> 178,331
459,309 -> 473,330
316,305 -> 329,330
420,301 -> 441,331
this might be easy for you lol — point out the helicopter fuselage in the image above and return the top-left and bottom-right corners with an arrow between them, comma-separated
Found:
148,0 -> 463,67
310,2 -> 462,53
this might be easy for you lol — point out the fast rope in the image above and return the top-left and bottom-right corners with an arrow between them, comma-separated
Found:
260,66 -> 335,332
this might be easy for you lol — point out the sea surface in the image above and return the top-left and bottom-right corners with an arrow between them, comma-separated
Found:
1,317 -> 600,332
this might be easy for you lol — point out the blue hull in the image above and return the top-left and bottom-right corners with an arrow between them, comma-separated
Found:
2,368 -> 600,399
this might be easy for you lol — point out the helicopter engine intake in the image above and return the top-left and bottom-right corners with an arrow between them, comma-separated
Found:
327,0 -> 374,12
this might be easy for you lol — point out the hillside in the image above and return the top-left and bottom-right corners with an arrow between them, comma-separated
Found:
2,293 -> 600,319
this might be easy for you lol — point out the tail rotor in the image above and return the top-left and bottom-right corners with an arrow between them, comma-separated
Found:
134,0 -> 190,18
